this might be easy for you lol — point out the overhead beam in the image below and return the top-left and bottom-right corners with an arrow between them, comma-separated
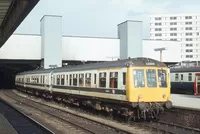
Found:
0,0 -> 39,47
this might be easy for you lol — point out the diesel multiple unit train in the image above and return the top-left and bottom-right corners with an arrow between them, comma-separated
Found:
170,67 -> 200,96
15,57 -> 172,121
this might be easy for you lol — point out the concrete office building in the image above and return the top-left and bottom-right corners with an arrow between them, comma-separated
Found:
150,14 -> 200,64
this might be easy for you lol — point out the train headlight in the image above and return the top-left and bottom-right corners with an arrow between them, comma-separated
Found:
162,94 -> 166,98
138,94 -> 142,100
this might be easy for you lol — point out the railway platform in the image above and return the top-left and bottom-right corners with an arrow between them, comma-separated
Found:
0,98 -> 52,134
170,94 -> 200,110
0,114 -> 17,134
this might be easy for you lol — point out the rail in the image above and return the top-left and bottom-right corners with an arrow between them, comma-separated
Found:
2,90 -> 135,134
9,89 -> 200,134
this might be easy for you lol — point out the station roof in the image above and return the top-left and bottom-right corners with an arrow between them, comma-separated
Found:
0,0 -> 39,48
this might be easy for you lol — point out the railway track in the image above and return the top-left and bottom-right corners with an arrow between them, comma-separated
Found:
6,89 -> 200,134
2,90 -> 138,134
0,96 -> 53,134
161,107 -> 200,130
138,121 -> 200,134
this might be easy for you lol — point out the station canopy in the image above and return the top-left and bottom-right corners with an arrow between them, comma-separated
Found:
0,0 -> 39,47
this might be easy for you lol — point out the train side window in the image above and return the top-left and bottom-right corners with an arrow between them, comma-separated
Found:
99,72 -> 106,88
79,74 -> 84,86
46,75 -> 49,84
188,73 -> 192,81
73,74 -> 77,86
146,69 -> 157,87
57,75 -> 60,85
109,72 -> 118,88
181,74 -> 183,80
158,70 -> 167,87
94,74 -> 96,84
43,75 -> 45,84
85,73 -> 91,87
123,72 -> 126,85
133,69 -> 145,88
70,74 -> 72,86
66,75 -> 68,86
61,75 -> 65,85
175,74 -> 179,81
40,76 -> 42,84
37,77 -> 39,84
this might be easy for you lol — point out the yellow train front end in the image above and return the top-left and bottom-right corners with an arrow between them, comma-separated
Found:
126,66 -> 172,120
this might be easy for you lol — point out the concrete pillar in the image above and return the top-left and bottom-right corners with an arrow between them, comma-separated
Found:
118,20 -> 142,59
40,15 -> 62,69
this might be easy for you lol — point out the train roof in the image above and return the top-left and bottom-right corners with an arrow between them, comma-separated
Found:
17,57 -> 167,75
170,67 -> 200,73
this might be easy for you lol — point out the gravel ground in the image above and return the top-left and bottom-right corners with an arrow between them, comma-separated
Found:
0,91 -> 90,134
12,90 -> 153,134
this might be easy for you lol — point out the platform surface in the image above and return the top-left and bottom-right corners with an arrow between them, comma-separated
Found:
170,94 -> 200,110
0,114 -> 17,134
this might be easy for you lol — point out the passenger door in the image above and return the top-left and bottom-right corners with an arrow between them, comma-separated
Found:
194,73 -> 200,95
121,68 -> 127,90
49,71 -> 54,93
180,73 -> 184,88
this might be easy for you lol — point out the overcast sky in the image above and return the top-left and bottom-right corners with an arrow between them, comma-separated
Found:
15,0 -> 200,39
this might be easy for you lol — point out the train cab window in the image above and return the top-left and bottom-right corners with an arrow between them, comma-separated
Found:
73,74 -> 77,86
85,73 -> 91,87
57,75 -> 60,85
123,72 -> 126,85
188,73 -> 192,81
79,74 -> 84,86
109,72 -> 118,88
99,72 -> 106,88
175,74 -> 179,81
61,75 -> 65,85
158,70 -> 167,87
146,69 -> 157,87
133,69 -> 145,88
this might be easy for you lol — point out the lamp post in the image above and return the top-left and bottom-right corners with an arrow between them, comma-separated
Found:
154,47 -> 167,62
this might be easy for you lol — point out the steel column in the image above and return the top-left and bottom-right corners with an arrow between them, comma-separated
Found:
0,0 -> 39,47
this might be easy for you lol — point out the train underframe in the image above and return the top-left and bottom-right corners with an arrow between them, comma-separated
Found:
16,86 -> 172,121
